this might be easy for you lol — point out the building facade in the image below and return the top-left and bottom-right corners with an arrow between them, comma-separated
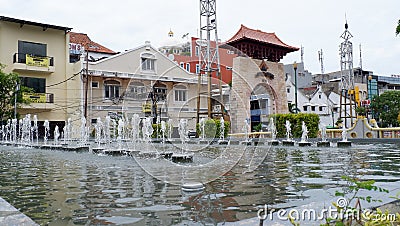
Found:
84,41 -> 208,132
0,16 -> 81,135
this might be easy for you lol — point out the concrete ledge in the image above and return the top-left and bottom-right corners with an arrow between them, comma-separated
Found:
0,197 -> 38,225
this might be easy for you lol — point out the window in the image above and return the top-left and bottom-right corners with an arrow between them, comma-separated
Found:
152,83 -> 167,101
18,40 -> 47,63
287,88 -> 290,93
319,106 -> 323,111
128,81 -> 147,99
186,63 -> 190,72
174,85 -> 187,102
195,46 -> 199,56
319,94 -> 322,99
311,106 -> 316,111
104,80 -> 120,99
180,62 -> 184,68
141,58 -> 155,71
141,53 -> 156,71
303,106 -> 308,111
20,77 -> 46,93
91,81 -> 99,88
260,99 -> 269,115
196,64 -> 200,74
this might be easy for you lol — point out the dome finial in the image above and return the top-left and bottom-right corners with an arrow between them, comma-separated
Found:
168,29 -> 174,37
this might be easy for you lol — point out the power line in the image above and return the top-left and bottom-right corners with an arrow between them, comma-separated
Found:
46,69 -> 83,88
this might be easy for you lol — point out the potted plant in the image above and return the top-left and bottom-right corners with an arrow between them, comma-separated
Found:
355,106 -> 367,117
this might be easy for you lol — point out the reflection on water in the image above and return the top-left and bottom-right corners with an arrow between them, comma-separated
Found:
0,143 -> 399,225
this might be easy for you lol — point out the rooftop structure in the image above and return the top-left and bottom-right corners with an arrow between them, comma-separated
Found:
225,24 -> 298,61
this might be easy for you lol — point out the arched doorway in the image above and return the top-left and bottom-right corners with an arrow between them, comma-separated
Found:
250,83 -> 276,131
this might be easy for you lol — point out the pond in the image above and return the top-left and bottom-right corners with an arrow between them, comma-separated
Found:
0,142 -> 399,225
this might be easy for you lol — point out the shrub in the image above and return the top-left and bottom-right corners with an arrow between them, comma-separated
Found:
196,119 -> 230,138
270,113 -> 320,138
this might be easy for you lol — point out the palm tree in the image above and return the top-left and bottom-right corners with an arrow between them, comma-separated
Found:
396,19 -> 400,36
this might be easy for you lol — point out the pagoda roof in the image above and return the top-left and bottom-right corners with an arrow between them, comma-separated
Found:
226,24 -> 299,51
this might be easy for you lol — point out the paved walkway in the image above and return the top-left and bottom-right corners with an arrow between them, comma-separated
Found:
0,197 -> 38,226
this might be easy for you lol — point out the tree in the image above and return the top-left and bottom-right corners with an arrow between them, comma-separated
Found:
396,19 -> 400,36
0,64 -> 28,123
370,91 -> 400,127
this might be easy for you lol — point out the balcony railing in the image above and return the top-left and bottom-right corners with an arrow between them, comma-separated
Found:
13,53 -> 54,67
22,93 -> 54,103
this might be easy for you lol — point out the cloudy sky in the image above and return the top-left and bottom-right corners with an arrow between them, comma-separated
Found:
1,0 -> 399,76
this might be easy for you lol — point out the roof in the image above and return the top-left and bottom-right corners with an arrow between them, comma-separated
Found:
226,24 -> 298,51
69,32 -> 116,54
0,15 -> 72,32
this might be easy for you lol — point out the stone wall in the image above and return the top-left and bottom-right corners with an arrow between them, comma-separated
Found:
230,57 -> 289,133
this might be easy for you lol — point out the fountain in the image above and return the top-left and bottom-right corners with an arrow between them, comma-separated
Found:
241,119 -> 251,145
54,125 -> 60,146
337,124 -> 352,147
172,118 -> 193,163
130,114 -> 140,149
199,118 -> 206,141
218,117 -> 228,145
91,117 -> 105,153
117,118 -> 125,147
268,118 -> 279,146
43,120 -> 50,145
282,120 -> 295,146
299,121 -> 311,146
32,115 -> 38,145
160,120 -> 166,144
167,119 -> 173,141
317,123 -> 330,147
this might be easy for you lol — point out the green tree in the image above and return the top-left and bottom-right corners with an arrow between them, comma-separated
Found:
396,19 -> 400,36
0,64 -> 27,122
370,90 -> 400,127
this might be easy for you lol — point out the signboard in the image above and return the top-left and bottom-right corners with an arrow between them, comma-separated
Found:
69,43 -> 84,55
142,103 -> 152,113
25,54 -> 49,67
23,93 -> 46,103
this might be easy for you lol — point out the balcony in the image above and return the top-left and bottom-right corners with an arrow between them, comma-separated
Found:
12,53 -> 55,73
19,92 -> 55,110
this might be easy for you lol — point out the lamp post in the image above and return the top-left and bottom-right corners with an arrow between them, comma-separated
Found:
368,75 -> 373,119
293,62 -> 298,113
14,82 -> 19,119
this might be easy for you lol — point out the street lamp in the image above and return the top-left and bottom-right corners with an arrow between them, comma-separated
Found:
293,62 -> 298,113
368,75 -> 373,119
368,75 -> 372,100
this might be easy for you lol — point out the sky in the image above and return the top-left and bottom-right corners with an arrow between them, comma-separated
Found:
1,0 -> 400,76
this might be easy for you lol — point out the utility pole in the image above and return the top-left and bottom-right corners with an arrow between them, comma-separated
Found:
84,50 -> 89,120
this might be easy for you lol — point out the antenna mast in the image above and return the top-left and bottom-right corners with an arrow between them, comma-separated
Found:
197,0 -> 222,123
338,20 -> 356,127
318,49 -> 324,74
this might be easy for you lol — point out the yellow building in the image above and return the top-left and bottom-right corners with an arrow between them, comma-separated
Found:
0,16 -> 82,135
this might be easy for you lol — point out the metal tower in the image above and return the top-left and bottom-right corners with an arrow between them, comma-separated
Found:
196,0 -> 222,123
339,21 -> 357,127
318,49 -> 324,74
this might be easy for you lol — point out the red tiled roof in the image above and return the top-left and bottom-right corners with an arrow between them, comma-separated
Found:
69,32 -> 116,54
226,24 -> 299,51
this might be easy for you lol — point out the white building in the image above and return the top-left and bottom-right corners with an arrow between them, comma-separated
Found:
84,41 -> 208,132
